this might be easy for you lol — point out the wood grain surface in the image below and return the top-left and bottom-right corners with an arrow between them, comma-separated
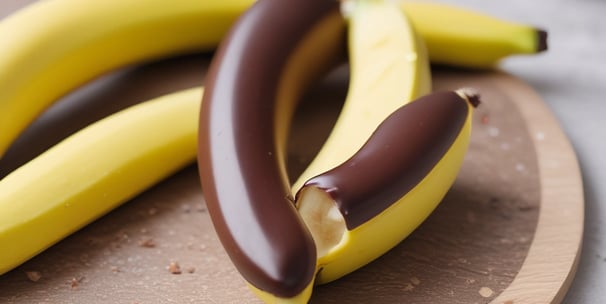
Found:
0,51 -> 583,303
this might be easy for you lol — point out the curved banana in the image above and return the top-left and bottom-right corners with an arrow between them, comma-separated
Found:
292,0 -> 431,191
0,88 -> 202,275
0,0 -> 250,156
0,0 -> 547,158
198,0 -> 346,301
401,1 -> 548,68
296,89 -> 480,283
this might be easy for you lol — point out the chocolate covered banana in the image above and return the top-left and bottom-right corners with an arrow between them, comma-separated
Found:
197,0 -> 346,302
296,89 -> 480,283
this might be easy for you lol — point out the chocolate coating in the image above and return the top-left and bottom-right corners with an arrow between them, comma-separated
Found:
301,91 -> 472,229
197,0 -> 344,298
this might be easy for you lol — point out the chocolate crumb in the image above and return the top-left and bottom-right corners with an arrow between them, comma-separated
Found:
195,204 -> 207,212
139,238 -> 156,248
168,262 -> 182,274
25,271 -> 42,282
481,114 -> 489,125
69,277 -> 84,289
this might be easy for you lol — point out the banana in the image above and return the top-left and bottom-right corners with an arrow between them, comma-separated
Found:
296,89 -> 480,284
0,88 -> 202,275
0,0 -> 250,157
292,0 -> 431,191
401,1 -> 548,68
198,0 -> 346,301
0,0 -> 547,158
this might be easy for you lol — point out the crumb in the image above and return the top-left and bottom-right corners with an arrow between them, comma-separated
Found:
403,283 -> 414,291
487,126 -> 500,137
69,277 -> 84,289
186,267 -> 196,274
139,238 -> 156,248
168,262 -> 182,274
515,163 -> 526,172
25,271 -> 42,282
479,286 -> 494,297
110,266 -> 121,273
148,208 -> 158,215
481,114 -> 489,124
535,131 -> 545,141
410,277 -> 420,285
466,278 -> 476,284
504,301 -> 514,304
182,204 -> 191,213
140,228 -> 148,234
195,204 -> 206,213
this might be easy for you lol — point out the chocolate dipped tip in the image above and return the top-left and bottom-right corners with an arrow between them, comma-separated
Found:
536,29 -> 548,52
455,88 -> 481,108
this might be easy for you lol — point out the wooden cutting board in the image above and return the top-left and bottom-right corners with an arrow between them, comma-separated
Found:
0,54 -> 583,304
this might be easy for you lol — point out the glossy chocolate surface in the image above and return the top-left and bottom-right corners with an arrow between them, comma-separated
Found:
197,0 -> 344,298
302,91 -> 472,229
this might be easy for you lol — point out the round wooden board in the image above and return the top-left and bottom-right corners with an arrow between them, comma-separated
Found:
0,55 -> 583,304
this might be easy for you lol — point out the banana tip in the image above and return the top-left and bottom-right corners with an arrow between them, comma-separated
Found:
537,29 -> 548,52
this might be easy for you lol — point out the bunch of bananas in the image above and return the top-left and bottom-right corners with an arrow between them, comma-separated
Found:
0,0 -> 547,302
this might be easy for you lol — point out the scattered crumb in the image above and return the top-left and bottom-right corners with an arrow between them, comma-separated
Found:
403,283 -> 415,291
110,266 -> 121,273
186,267 -> 196,274
535,131 -> 545,141
168,262 -> 182,274
481,114 -> 489,124
410,277 -> 420,285
466,278 -> 476,284
515,163 -> 526,172
148,208 -> 158,216
487,126 -> 500,137
195,203 -> 206,212
182,204 -> 191,213
140,228 -> 148,234
139,238 -> 156,248
479,286 -> 494,298
69,277 -> 84,289
25,271 -> 42,282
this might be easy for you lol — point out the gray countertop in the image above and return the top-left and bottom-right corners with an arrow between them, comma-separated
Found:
435,0 -> 606,302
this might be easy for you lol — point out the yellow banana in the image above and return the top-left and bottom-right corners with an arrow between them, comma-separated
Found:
292,0 -> 431,191
0,0 -> 547,158
401,1 -> 548,68
0,88 -> 202,275
0,0 -> 250,156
